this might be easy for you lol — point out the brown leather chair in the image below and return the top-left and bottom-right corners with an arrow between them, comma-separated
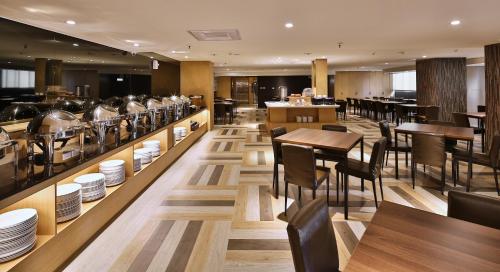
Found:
335,137 -> 387,207
453,112 -> 485,152
282,144 -> 331,215
379,120 -> 410,167
336,101 -> 347,120
452,135 -> 500,195
271,127 -> 287,199
287,199 -> 340,272
448,190 -> 500,230
411,133 -> 447,193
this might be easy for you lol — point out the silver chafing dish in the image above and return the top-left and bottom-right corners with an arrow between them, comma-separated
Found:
137,94 -> 149,103
26,109 -> 84,164
104,96 -> 124,108
144,98 -> 164,130
118,101 -> 148,133
53,100 -> 83,113
0,104 -> 40,122
161,97 -> 175,124
0,127 -> 18,182
123,95 -> 138,103
179,95 -> 192,117
83,104 -> 122,146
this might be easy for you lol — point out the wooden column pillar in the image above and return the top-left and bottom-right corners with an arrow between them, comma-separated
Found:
312,59 -> 328,96
34,58 -> 47,94
485,43 -> 500,149
151,60 -> 180,96
45,59 -> 63,86
180,61 -> 214,130
416,58 -> 467,121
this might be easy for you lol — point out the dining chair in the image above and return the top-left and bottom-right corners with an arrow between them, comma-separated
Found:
448,190 -> 500,230
477,105 -> 486,112
411,133 -> 447,193
453,112 -> 484,152
281,144 -> 331,215
452,135 -> 500,195
270,127 -> 287,199
287,199 -> 340,272
214,103 -> 227,124
353,99 -> 360,115
315,125 -> 348,167
336,101 -> 347,120
375,101 -> 387,121
378,120 -> 410,167
335,137 -> 387,208
346,98 -> 353,113
395,104 -> 409,125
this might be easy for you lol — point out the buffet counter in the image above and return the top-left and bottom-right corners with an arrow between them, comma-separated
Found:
0,109 -> 208,271
265,101 -> 338,131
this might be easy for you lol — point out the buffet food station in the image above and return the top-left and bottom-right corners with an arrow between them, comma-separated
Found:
0,95 -> 208,271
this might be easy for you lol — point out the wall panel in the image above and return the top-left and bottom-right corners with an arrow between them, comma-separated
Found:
484,43 -> 500,149
334,71 -> 390,100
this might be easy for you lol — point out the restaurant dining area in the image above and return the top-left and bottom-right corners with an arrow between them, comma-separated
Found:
0,0 -> 499,271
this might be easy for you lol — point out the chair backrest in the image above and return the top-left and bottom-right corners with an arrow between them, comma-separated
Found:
453,112 -> 471,128
489,135 -> 500,168
353,99 -> 359,106
346,98 -> 352,106
412,133 -> 446,167
337,101 -> 347,112
448,191 -> 500,230
375,101 -> 386,112
378,120 -> 392,144
322,124 -> 347,132
425,106 -> 440,120
270,127 -> 287,162
282,144 -> 317,188
287,199 -> 340,272
477,105 -> 486,112
395,104 -> 407,117
369,137 -> 387,177
214,103 -> 226,115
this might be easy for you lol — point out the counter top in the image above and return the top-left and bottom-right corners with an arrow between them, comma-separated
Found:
264,101 -> 340,108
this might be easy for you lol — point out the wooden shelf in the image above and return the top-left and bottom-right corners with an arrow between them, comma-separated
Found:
0,235 -> 53,271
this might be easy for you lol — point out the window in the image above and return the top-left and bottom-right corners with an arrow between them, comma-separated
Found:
1,69 -> 35,88
391,71 -> 416,91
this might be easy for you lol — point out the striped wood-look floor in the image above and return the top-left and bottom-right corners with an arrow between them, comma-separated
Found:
65,106 -> 499,272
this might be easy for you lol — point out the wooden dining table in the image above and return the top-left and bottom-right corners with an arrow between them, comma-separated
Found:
274,128 -> 364,219
345,201 -> 500,272
394,123 -> 474,191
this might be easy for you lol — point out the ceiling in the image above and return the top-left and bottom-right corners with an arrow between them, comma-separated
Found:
1,0 -> 499,75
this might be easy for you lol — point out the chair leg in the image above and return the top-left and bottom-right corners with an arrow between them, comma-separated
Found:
322,160 -> 325,167
274,163 -> 279,199
361,179 -> 365,192
372,179 -> 378,208
312,189 -> 316,200
326,176 -> 330,205
379,175 -> 384,200
405,151 -> 408,167
412,161 -> 416,189
441,165 -> 446,195
284,182 -> 289,215
385,150 -> 389,166
423,164 -> 426,173
336,169 -> 340,204
298,186 -> 302,202
456,162 -> 460,184
452,160 -> 456,187
494,168 -> 499,196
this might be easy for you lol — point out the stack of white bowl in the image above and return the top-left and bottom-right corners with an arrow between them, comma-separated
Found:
99,160 -> 126,187
56,184 -> 82,223
134,148 -> 153,164
173,127 -> 187,141
143,140 -> 161,157
0,208 -> 38,263
74,173 -> 106,202
133,154 -> 142,172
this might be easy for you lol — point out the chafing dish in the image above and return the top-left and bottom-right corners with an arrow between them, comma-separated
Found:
118,101 -> 148,133
169,95 -> 185,120
144,98 -> 164,130
83,104 -> 122,145
161,97 -> 175,124
123,95 -> 138,103
26,109 -> 84,165
0,127 -> 19,183
54,100 -> 83,113
0,104 -> 40,122
104,96 -> 124,108
137,94 -> 149,103
83,98 -> 103,109
179,95 -> 192,117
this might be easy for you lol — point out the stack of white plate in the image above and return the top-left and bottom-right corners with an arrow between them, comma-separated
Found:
74,173 -> 106,202
173,127 -> 187,141
0,209 -> 38,263
56,184 -> 82,223
134,148 -> 153,164
133,155 -> 142,172
99,160 -> 126,187
143,140 -> 161,157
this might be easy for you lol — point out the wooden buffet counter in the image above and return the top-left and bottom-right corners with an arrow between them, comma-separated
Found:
0,109 -> 208,272
265,101 -> 338,131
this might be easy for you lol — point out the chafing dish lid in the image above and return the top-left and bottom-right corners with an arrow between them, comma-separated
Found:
83,104 -> 120,122
145,98 -> 163,110
0,127 -> 10,142
54,100 -> 83,113
0,104 -> 40,122
104,96 -> 124,107
123,95 -> 138,103
27,109 -> 82,135
137,94 -> 149,103
161,97 -> 174,106
118,101 -> 147,115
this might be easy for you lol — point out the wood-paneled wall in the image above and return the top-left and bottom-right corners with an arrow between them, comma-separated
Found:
485,43 -> 500,149
312,59 -> 328,96
416,58 -> 467,122
334,71 -> 390,100
215,76 -> 232,98
151,60 -> 180,96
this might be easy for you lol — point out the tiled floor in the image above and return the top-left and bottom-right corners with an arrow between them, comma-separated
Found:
65,106 -> 498,272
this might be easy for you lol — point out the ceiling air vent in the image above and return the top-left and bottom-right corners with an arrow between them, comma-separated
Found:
188,29 -> 241,41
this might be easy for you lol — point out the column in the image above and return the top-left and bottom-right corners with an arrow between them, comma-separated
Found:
485,43 -> 500,149
312,59 -> 328,96
34,58 -> 47,94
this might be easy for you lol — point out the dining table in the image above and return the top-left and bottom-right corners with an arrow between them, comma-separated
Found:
345,201 -> 500,272
274,128 -> 364,219
394,123 -> 474,191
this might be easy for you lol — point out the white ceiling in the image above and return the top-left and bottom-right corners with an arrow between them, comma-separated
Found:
1,0 -> 499,75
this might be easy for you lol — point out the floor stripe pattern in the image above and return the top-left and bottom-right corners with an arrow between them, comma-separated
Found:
65,106 -> 499,272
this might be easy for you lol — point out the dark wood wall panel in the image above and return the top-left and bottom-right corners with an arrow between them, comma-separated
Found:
416,58 -> 467,121
485,43 -> 500,149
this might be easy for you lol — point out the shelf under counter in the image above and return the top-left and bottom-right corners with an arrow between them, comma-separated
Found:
264,102 -> 338,131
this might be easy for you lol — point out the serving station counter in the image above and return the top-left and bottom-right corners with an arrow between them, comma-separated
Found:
265,101 -> 339,131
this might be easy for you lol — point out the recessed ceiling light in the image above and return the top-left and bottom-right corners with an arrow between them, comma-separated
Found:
27,55 -> 31,58
7,61 -> 11,64
66,20 -> 76,25
72,43 -> 79,47
184,56 -> 188,59
133,43 -> 140,47
226,68 -> 230,71
89,59 -> 93,62
285,22 -> 294,28
384,62 -> 389,65
321,56 -> 326,58
422,55 -> 427,58
149,56 -> 154,59
450,20 -> 461,26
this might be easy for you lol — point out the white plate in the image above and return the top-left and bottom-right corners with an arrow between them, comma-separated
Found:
57,184 -> 82,197
0,209 -> 37,230
99,160 -> 125,169
0,238 -> 36,263
74,173 -> 105,185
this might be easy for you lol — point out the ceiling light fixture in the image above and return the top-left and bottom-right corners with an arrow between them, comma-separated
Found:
450,20 -> 461,26
184,56 -> 189,59
66,20 -> 76,25
72,43 -> 79,47
285,22 -> 294,28
133,43 -> 139,47
422,55 -> 427,58
384,62 -> 389,65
